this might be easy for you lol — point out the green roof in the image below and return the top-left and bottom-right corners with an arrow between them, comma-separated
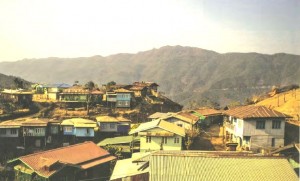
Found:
97,135 -> 139,146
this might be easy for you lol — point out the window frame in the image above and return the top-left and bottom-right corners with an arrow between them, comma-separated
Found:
272,120 -> 281,129
146,136 -> 151,143
256,120 -> 265,129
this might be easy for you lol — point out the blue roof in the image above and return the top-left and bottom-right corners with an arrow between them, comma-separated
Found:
44,83 -> 71,88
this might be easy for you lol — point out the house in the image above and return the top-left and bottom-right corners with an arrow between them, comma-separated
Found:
129,85 -> 148,98
114,88 -> 134,108
0,120 -> 23,138
61,118 -> 97,141
1,89 -> 33,107
0,120 -> 24,147
97,135 -> 140,157
44,83 -> 71,101
129,119 -> 185,152
9,142 -> 116,181
59,85 -> 102,102
96,116 -> 131,134
192,108 -> 223,127
110,152 -> 150,181
105,91 -> 117,108
22,118 -> 48,148
149,151 -> 299,181
133,82 -> 159,96
148,111 -> 200,130
223,105 -> 291,151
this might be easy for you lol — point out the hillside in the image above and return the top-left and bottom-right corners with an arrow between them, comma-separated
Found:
0,73 -> 32,89
0,46 -> 299,107
256,88 -> 300,121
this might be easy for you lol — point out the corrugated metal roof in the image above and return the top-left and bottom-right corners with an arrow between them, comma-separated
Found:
150,151 -> 299,181
110,158 -> 149,180
96,116 -> 131,123
61,118 -> 97,128
193,108 -> 222,116
224,105 -> 291,119
0,120 -> 24,128
129,119 -> 185,137
15,142 -> 116,178
97,135 -> 139,146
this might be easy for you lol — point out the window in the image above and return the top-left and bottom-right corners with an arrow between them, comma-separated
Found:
10,129 -> 17,135
102,124 -> 107,129
146,136 -> 151,143
272,138 -> 275,147
256,120 -> 265,129
177,124 -> 183,127
110,123 -> 115,129
163,137 -> 167,144
174,137 -> 180,144
64,127 -> 73,132
0,129 -> 6,135
272,120 -> 281,129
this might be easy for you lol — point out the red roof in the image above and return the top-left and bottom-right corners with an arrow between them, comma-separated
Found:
224,105 -> 291,119
17,142 -> 116,178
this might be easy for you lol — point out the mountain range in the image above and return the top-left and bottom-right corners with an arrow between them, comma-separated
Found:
0,45 -> 299,107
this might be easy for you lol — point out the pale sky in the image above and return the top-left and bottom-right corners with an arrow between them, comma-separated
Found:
0,0 -> 299,62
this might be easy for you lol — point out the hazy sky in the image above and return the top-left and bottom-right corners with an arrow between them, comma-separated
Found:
0,0 -> 299,62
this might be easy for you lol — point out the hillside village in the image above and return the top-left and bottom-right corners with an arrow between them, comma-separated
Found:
0,81 -> 299,180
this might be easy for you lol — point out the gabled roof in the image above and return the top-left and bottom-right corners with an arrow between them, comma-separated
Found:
96,116 -> 131,123
61,118 -> 97,128
0,120 -> 24,128
150,151 -> 299,181
129,85 -> 147,91
148,112 -> 176,119
224,105 -> 291,119
193,108 -> 222,116
12,142 -> 116,178
114,88 -> 133,93
1,89 -> 33,95
44,83 -> 71,88
110,157 -> 149,180
174,112 -> 199,124
129,119 -> 185,137
97,135 -> 139,146
61,85 -> 89,94
22,118 -> 48,127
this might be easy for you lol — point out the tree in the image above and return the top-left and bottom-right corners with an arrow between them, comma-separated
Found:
85,81 -> 95,91
107,81 -> 116,86
13,78 -> 24,89
84,81 -> 96,115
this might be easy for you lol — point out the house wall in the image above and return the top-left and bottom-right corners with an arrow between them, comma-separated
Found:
63,126 -> 75,135
0,128 -> 19,137
227,117 -> 285,150
116,100 -> 131,108
139,128 -> 182,152
243,118 -> 285,137
47,92 -> 58,100
99,122 -> 118,132
23,127 -> 46,136
61,94 -> 88,102
74,127 -> 94,137
140,135 -> 182,152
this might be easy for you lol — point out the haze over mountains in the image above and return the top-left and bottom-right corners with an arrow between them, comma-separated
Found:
0,46 -> 299,107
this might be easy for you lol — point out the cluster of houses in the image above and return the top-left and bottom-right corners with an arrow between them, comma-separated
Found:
1,81 -> 176,108
0,115 -> 132,148
1,80 -> 299,180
